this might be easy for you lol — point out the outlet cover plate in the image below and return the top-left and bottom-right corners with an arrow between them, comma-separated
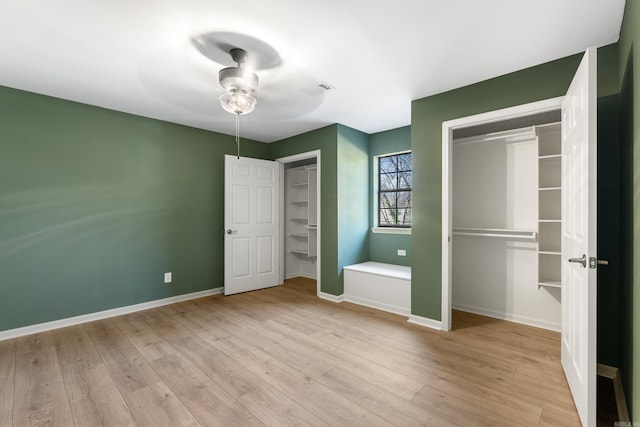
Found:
164,272 -> 172,283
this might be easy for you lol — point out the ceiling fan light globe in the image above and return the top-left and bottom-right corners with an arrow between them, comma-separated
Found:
220,92 -> 256,115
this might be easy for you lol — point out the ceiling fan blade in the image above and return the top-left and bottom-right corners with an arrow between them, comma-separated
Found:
191,31 -> 281,70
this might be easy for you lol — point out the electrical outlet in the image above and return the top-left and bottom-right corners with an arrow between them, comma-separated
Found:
397,249 -> 406,256
164,272 -> 172,283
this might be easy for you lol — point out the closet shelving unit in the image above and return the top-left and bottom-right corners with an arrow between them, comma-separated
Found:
537,123 -> 562,289
285,165 -> 317,258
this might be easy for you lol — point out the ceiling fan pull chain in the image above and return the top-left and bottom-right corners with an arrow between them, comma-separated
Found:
236,112 -> 240,159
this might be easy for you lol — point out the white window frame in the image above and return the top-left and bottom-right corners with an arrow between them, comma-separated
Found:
372,150 -> 412,235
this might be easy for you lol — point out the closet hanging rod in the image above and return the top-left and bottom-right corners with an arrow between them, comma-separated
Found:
452,227 -> 537,241
453,126 -> 537,146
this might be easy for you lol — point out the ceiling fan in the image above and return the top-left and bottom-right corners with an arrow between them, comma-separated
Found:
218,47 -> 259,115
191,31 -> 329,121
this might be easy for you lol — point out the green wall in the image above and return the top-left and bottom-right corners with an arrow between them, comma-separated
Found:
337,125 -> 370,284
0,86 -> 268,331
368,126 -> 412,266
618,0 -> 640,418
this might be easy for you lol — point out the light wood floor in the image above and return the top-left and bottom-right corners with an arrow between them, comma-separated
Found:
0,277 -> 580,426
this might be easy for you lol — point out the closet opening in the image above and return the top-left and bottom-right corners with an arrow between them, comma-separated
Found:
442,97 -> 564,332
277,150 -> 321,296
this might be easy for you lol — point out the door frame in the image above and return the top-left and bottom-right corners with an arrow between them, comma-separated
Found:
276,150 -> 321,296
441,97 -> 563,331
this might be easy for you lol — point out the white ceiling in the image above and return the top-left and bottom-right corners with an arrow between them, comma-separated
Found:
0,1 -> 625,143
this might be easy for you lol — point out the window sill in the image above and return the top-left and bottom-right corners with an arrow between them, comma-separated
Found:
371,227 -> 411,235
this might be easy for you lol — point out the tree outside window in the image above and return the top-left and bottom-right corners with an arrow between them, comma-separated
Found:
378,152 -> 411,227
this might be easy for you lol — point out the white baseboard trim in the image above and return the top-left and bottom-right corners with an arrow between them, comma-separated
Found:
343,295 -> 410,317
0,287 -> 223,342
318,292 -> 344,303
453,303 -> 560,332
285,273 -> 317,280
597,363 -> 630,423
407,315 -> 443,331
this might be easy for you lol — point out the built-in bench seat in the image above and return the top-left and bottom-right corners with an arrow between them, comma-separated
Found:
343,261 -> 411,316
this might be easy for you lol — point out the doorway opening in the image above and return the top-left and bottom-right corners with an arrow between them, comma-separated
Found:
441,97 -> 564,332
277,150 -> 321,296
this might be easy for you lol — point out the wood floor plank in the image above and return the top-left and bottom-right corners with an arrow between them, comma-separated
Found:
317,366 -> 461,427
52,326 -> 137,426
538,406 -> 582,426
0,339 -> 16,427
262,318 -> 426,401
171,334 -> 326,426
115,310 -> 264,427
83,319 -> 161,393
211,335 -> 392,426
126,382 -> 201,427
13,332 -> 75,426
411,382 -> 533,427
180,299 -> 333,380
84,319 -> 200,427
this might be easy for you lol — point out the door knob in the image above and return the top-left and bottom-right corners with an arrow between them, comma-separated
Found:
568,254 -> 586,268
225,229 -> 235,235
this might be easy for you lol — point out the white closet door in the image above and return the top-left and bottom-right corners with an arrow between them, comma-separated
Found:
224,155 -> 280,295
561,47 -> 597,427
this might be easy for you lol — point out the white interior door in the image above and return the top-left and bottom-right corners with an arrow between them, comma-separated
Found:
561,47 -> 597,427
224,155 -> 280,295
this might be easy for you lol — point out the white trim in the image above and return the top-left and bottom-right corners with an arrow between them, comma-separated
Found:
343,261 -> 411,280
597,363 -> 630,423
277,150 -> 321,297
318,292 -> 344,303
441,97 -> 564,333
0,287 -> 223,342
407,315 -> 442,330
371,227 -> 411,235
343,295 -> 409,316
597,364 -> 617,379
284,273 -> 317,280
453,304 -> 560,332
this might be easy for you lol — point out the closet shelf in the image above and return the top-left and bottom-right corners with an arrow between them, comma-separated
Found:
539,187 -> 562,191
452,227 -> 537,241
288,218 -> 308,222
288,200 -> 308,205
307,224 -> 318,230
289,234 -> 309,239
291,182 -> 308,187
539,250 -> 561,256
538,281 -> 561,289
539,219 -> 561,223
539,154 -> 562,160
290,249 -> 310,256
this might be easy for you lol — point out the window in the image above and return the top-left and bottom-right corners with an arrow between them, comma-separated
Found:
378,152 -> 412,227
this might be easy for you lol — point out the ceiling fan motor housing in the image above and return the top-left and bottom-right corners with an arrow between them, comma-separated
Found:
218,67 -> 258,93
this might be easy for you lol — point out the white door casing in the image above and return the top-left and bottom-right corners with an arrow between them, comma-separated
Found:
561,47 -> 597,427
224,155 -> 280,295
